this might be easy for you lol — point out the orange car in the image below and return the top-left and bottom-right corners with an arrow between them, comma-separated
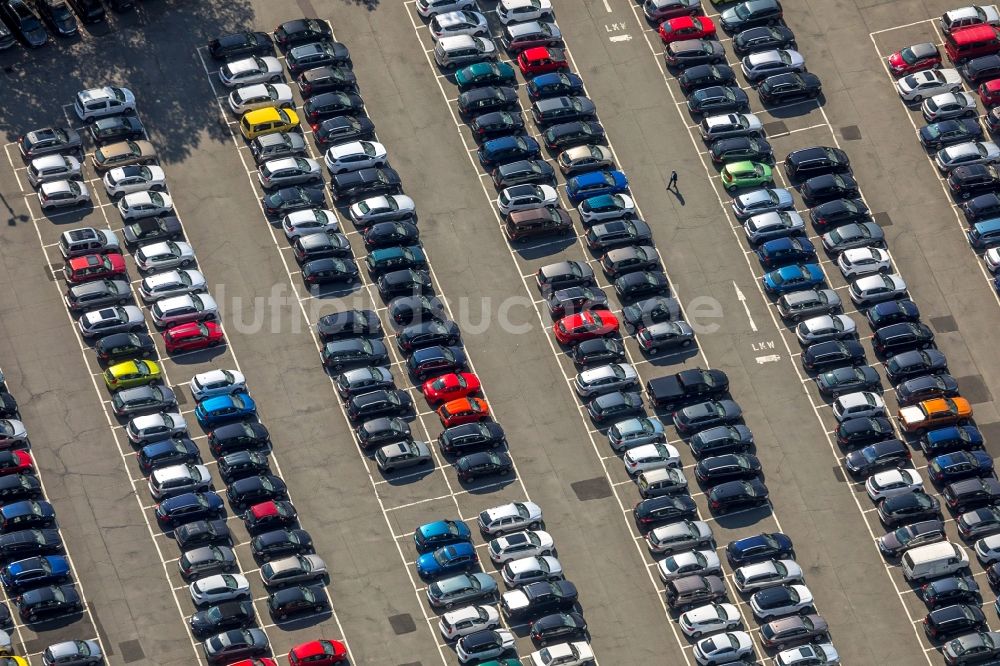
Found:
437,397 -> 490,427
898,397 -> 972,434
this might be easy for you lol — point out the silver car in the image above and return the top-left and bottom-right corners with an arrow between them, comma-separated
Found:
150,293 -> 219,327
700,113 -> 764,142
227,83 -> 294,115
258,157 -> 323,189
118,191 -> 174,220
733,560 -> 804,593
607,416 -> 666,452
349,194 -> 417,226
935,140 -> 1000,172
795,314 -> 857,345
42,639 -> 103,666
921,92 -> 978,122
103,165 -> 167,198
574,363 -> 639,398
139,269 -> 208,302
27,155 -> 82,188
38,180 -> 90,210
741,49 -> 806,84
189,573 -> 251,607
323,141 -> 388,174
260,554 -> 328,587
558,144 -> 614,176
127,412 -> 189,445
647,520 -> 713,555
135,241 -> 196,274
743,211 -> 805,244
78,305 -> 145,339
282,208 -> 340,240
657,549 -> 721,582
895,68 -> 962,102
375,440 -> 433,472
501,20 -> 562,53
218,56 -> 283,87
430,10 -> 489,40
501,555 -> 563,587
849,273 -> 907,306
0,420 -> 28,448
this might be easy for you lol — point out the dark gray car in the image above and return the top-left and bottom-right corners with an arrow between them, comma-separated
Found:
179,546 -> 238,581
820,222 -> 885,253
65,279 -> 131,313
111,385 -> 177,417
41,639 -> 103,666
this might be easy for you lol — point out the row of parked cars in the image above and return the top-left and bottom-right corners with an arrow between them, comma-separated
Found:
0,0 -> 135,49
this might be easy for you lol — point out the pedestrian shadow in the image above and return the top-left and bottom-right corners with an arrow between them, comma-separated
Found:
667,187 -> 685,206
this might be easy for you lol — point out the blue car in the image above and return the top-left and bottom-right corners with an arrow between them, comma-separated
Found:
928,450 -> 994,485
413,519 -> 472,554
195,391 -> 257,429
922,425 -> 984,456
761,263 -> 825,295
0,555 -> 70,593
725,532 -> 794,566
477,134 -> 541,170
137,437 -> 201,476
567,170 -> 629,204
755,237 -> 816,269
415,542 -> 479,579
0,500 -> 56,533
527,72 -> 585,101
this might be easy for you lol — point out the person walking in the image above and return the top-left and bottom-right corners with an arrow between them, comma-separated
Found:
667,170 -> 678,190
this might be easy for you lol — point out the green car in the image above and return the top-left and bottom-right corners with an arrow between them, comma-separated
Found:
721,160 -> 773,193
454,61 -> 517,91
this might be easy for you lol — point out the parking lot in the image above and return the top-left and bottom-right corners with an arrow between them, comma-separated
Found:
5,0 -> 1000,664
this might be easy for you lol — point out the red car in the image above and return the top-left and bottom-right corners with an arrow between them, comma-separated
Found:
164,321 -> 224,354
553,310 -> 620,345
437,397 -> 491,427
980,79 -> 1000,105
288,639 -> 348,665
64,253 -> 127,284
421,372 -> 481,405
518,47 -> 569,76
886,42 -> 942,76
658,15 -> 715,43
231,660 -> 277,666
0,451 -> 32,476
242,500 -> 297,532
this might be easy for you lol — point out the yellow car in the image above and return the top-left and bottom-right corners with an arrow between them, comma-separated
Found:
0,657 -> 28,666
103,360 -> 162,391
240,107 -> 299,140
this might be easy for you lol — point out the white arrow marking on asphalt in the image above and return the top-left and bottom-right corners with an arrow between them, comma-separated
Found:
734,281 -> 758,332
609,34 -> 632,42
755,354 -> 781,364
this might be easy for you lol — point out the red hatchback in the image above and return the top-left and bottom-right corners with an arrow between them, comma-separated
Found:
886,42 -> 942,76
230,660 -> 277,666
437,397 -> 491,427
164,321 -> 224,354
421,372 -> 481,405
243,500 -> 297,532
553,310 -> 620,344
980,79 -> 1000,105
518,47 -> 569,76
64,253 -> 127,284
659,15 -> 715,44
288,639 -> 348,665
0,451 -> 32,476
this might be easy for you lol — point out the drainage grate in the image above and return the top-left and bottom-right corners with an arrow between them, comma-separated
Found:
571,477 -> 612,501
930,315 -> 958,333
762,121 -> 788,135
957,374 -> 993,405
873,212 -> 893,227
841,125 -> 862,140
832,466 -> 846,483
120,640 -> 144,663
389,613 -> 417,635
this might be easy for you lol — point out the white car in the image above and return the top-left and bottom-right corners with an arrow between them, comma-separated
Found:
795,314 -> 856,345
118,191 -> 174,220
986,247 -> 1000,272
941,5 -> 1000,32
27,154 -> 82,188
323,141 -> 388,174
623,442 -> 681,476
38,180 -> 90,210
416,0 -> 476,18
866,468 -> 924,501
139,269 -> 207,302
921,92 -> 978,122
218,56 -> 284,87
126,412 -> 188,445
228,83 -> 294,115
189,573 -> 251,607
439,604 -> 501,640
733,560 -> 803,593
740,49 -> 806,83
693,631 -> 754,666
497,183 -> 559,216
0,420 -> 28,448
837,247 -> 891,279
743,210 -> 805,244
775,642 -> 840,666
430,10 -> 490,40
832,391 -> 885,422
579,193 -> 635,224
190,369 -> 247,401
73,86 -> 136,121
282,208 -> 340,240
679,603 -> 742,639
150,293 -> 219,327
976,534 -> 1000,563
501,555 -> 563,587
657,549 -> 721,583
497,0 -> 553,25
135,241 -> 196,274
78,305 -> 144,339
488,530 -> 555,564
749,584 -> 814,619
935,140 -> 1000,172
531,641 -> 594,666
103,165 -> 167,198
574,363 -> 639,398
849,273 -> 907,306
478,501 -> 542,536
349,194 -> 416,226
895,68 -> 962,102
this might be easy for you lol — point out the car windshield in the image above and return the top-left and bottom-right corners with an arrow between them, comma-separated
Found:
900,46 -> 919,64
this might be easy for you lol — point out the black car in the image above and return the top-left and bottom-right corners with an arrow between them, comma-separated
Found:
346,389 -> 413,422
123,215 -> 183,248
844,438 -> 911,478
878,491 -> 941,528
695,453 -> 762,485
355,417 -> 411,450
251,528 -> 314,562
302,257 -> 359,286
292,231 -> 352,263
321,338 -> 389,371
316,309 -> 381,342
377,268 -> 433,301
710,136 -> 773,164
469,111 -> 526,143
1,0 -> 47,46
961,53 -> 1000,83
885,349 -> 949,384
94,332 -> 156,363
547,286 -> 609,318
678,64 -> 737,94
458,86 -> 519,120
208,422 -> 271,457
614,271 -> 671,300
665,38 -> 726,69
262,186 -> 325,217
286,40 -> 351,76
226,475 -> 288,510
273,17 -> 333,49
866,299 -> 919,328
873,322 -> 935,357
155,492 -> 225,529
66,0 -> 102,22
297,66 -> 358,97
456,451 -> 513,482
137,438 -> 201,476
925,604 -> 987,642
314,116 -> 376,149
569,338 -> 627,367
302,91 -> 365,126
877,520 -> 945,558
801,339 -> 866,372
388,296 -> 447,327
758,72 -> 822,105
921,576 -> 981,609
689,425 -> 754,458
218,451 -> 270,485
175,520 -> 231,550
808,198 -> 870,233
919,118 -> 984,150
502,580 -> 578,620
815,365 -> 881,398
587,219 -> 653,251
543,121 -> 606,151
687,86 -> 750,115
948,164 -> 1000,200
363,221 -> 420,251
836,416 -> 895,449
397,320 -> 461,353
17,584 -> 80,622
189,600 -> 256,638
491,159 -> 556,189
896,374 -> 960,407
622,297 -> 680,329
0,475 -> 41,505
961,192 -> 1000,222
439,422 -> 506,455
732,25 -> 796,57
0,392 -> 16,419
719,0 -> 782,32
708,479 -> 769,513
268,584 -> 329,619
944,477 -> 1000,513
406,345 -> 467,381
529,611 -> 588,645
33,0 -> 76,36
800,173 -> 859,206
784,146 -> 851,181
330,167 -> 402,203
633,495 -> 698,530
89,116 -> 144,146
207,31 -> 273,60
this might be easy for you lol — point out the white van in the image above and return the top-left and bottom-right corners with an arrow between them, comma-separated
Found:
901,541 -> 969,581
